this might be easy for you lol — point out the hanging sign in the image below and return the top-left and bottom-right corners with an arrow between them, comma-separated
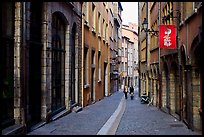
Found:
159,25 -> 176,49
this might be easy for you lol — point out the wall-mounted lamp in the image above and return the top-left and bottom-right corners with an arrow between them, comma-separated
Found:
162,9 -> 181,23
141,18 -> 159,37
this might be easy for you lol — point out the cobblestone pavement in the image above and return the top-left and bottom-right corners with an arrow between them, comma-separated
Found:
28,87 -> 202,135
27,91 -> 124,135
115,88 -> 201,135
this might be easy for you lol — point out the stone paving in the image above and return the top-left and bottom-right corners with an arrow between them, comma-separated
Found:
28,91 -> 124,135
28,87 -> 202,135
116,88 -> 201,135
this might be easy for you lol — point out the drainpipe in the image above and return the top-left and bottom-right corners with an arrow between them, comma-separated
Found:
138,3 -> 141,97
186,23 -> 188,59
145,2 -> 148,96
176,2 -> 182,121
158,2 -> 161,108
81,2 -> 84,107
127,38 -> 130,87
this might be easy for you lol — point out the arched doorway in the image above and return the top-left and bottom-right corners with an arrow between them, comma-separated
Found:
170,61 -> 180,118
51,12 -> 66,113
104,62 -> 108,96
162,62 -> 170,113
180,45 -> 190,125
189,34 -> 202,131
91,49 -> 96,102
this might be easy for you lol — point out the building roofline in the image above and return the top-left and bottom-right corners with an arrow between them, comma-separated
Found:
122,26 -> 138,36
122,35 -> 130,40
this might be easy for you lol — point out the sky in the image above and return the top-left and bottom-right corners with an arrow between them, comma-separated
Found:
121,2 -> 138,25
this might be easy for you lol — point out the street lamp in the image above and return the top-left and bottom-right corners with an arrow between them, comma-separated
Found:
162,9 -> 181,23
141,18 -> 159,37
142,18 -> 148,31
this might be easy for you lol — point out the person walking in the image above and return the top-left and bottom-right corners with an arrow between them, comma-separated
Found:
124,85 -> 128,99
129,85 -> 134,100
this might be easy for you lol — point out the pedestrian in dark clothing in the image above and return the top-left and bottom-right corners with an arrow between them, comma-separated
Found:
129,86 -> 134,94
124,86 -> 128,99
129,85 -> 134,100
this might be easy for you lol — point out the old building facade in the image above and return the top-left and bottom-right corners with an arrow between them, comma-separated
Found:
120,35 -> 129,89
82,2 -> 110,106
110,2 -> 123,94
138,2 -> 202,132
82,2 -> 123,106
121,23 -> 139,88
2,2 -> 82,134
138,2 -> 151,97
178,2 -> 202,131
2,2 -> 124,134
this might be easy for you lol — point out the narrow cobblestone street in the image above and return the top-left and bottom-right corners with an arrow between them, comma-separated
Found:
2,2 -> 202,135
116,88 -> 201,135
28,87 -> 201,135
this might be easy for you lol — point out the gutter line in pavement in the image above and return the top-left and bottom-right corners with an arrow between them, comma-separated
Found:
97,96 -> 126,135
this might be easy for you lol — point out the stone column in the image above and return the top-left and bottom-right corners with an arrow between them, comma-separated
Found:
41,2 -> 52,121
192,67 -> 201,131
162,71 -> 167,108
169,72 -> 175,114
65,25 -> 70,109
14,2 -> 22,124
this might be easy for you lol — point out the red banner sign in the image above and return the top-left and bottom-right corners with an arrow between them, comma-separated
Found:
159,25 -> 176,49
